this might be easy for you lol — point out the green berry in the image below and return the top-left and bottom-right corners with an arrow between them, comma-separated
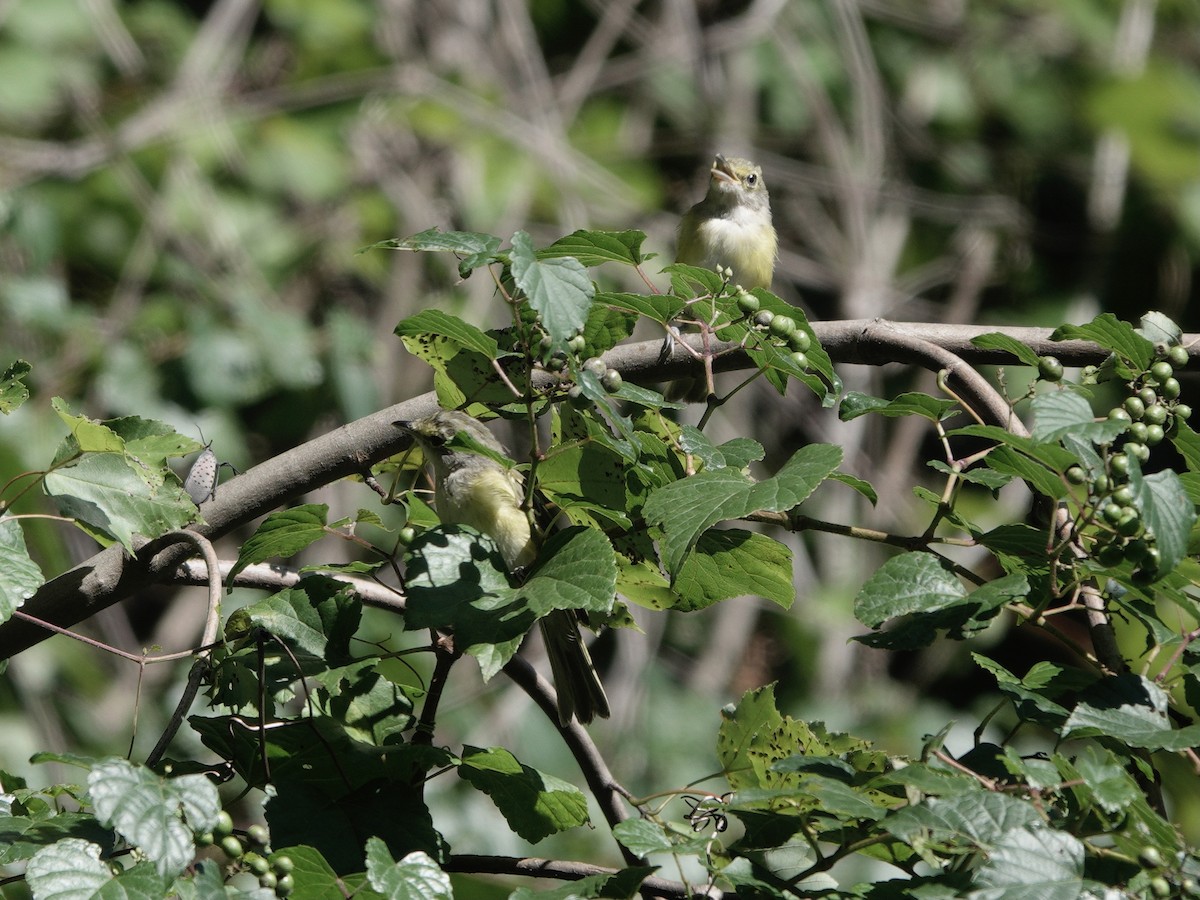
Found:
1093,473 -> 1110,494
600,369 -> 623,393
789,329 -> 812,352
1146,423 -> 1165,446
1140,846 -> 1164,870
273,856 -> 294,875
1176,403 -> 1192,422
769,315 -> 796,339
1129,422 -> 1149,443
246,853 -> 271,875
276,874 -> 295,897
1112,486 -> 1136,506
753,310 -> 775,329
259,872 -> 278,890
1168,345 -> 1189,367
215,811 -> 234,838
1150,361 -> 1174,384
1111,453 -> 1130,476
1144,404 -> 1168,426
1109,407 -> 1132,424
196,831 -> 214,847
1124,397 -> 1145,420
736,292 -> 760,315
1117,510 -> 1142,536
247,824 -> 269,847
1066,466 -> 1087,485
1139,386 -> 1159,407
397,526 -> 417,546
1128,441 -> 1151,463
1097,543 -> 1125,567
1162,377 -> 1181,400
1038,356 -> 1064,381
220,835 -> 244,859
1103,503 -> 1126,525
790,351 -> 809,370
582,356 -> 606,377
568,334 -> 587,354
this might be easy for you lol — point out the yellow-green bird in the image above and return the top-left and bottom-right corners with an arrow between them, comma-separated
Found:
672,154 -> 778,400
677,153 -> 777,291
396,409 -> 610,725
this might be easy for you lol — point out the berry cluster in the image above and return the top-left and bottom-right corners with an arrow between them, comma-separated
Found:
1076,343 -> 1191,583
196,812 -> 294,896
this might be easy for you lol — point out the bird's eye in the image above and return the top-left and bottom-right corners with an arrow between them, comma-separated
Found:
746,173 -> 758,186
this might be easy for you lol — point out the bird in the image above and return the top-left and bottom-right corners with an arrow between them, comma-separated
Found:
395,409 -> 610,725
677,153 -> 778,292
670,154 -> 778,400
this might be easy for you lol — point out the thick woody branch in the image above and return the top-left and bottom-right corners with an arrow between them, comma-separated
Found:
3,321 -> 1192,661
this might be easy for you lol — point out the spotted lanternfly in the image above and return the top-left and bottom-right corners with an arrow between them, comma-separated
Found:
185,444 -> 219,505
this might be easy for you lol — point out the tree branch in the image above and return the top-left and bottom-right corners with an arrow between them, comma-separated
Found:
4,321 -> 1192,662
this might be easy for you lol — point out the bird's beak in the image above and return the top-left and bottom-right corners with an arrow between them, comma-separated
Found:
710,154 -> 737,185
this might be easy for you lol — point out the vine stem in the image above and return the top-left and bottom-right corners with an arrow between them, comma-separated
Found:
145,530 -> 223,768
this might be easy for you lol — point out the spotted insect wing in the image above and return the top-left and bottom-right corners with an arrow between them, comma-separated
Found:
185,446 -> 219,505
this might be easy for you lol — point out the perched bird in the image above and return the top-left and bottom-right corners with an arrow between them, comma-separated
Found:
671,154 -> 778,400
396,409 -> 610,725
677,153 -> 778,292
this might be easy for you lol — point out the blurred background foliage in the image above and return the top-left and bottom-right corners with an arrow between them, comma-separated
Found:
3,0 -> 1200,870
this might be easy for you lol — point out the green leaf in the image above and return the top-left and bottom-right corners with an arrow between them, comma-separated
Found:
1138,311 -> 1182,347
368,227 -> 504,277
396,309 -> 520,409
882,793 -> 1041,847
229,504 -> 330,582
0,359 -> 30,414
0,517 -> 43,626
1052,313 -> 1154,374
673,529 -> 794,610
1061,746 -> 1140,814
458,746 -> 589,843
51,397 -> 126,454
394,308 -> 508,360
716,685 -> 876,794
229,578 -> 362,669
596,290 -> 687,325
611,817 -> 712,856
509,230 -> 594,345
1063,674 -> 1200,750
88,758 -> 220,878
970,825 -> 1084,900
982,445 -> 1068,500
1137,469 -> 1196,574
677,427 -> 765,472
1029,391 -> 1124,445
0,812 -> 115,866
403,526 -> 528,677
522,527 -> 617,617
263,775 -> 446,877
853,552 -> 966,629
645,443 -> 841,577
365,841 -> 452,900
539,229 -> 647,267
970,332 -> 1044,367
313,660 -> 413,746
43,453 -> 196,551
25,839 -> 113,899
839,391 -> 958,422
1170,421 -> 1200,471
